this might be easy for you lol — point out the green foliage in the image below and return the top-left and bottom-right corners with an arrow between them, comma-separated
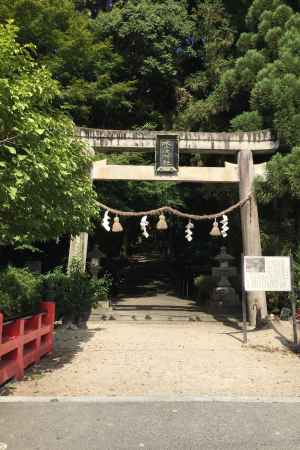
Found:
0,1 -> 138,127
42,259 -> 111,322
194,274 -> 216,300
294,243 -> 300,289
267,291 -> 289,314
256,146 -> 300,202
0,261 -> 111,322
0,22 -> 98,245
94,0 -> 198,128
175,0 -> 235,129
231,111 -> 263,131
0,266 -> 41,319
179,0 -> 300,143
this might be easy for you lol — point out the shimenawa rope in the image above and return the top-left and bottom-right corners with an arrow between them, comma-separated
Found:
97,192 -> 252,221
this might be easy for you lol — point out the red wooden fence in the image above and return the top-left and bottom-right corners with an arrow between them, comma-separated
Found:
0,302 -> 55,385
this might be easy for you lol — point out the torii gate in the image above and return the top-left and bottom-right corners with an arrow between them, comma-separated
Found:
69,128 -> 279,324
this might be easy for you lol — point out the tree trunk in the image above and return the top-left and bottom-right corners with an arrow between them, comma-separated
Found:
238,149 -> 268,327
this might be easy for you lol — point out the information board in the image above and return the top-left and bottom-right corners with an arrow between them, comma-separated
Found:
243,256 -> 292,292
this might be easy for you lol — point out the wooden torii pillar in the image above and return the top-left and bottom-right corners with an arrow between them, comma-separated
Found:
238,149 -> 267,326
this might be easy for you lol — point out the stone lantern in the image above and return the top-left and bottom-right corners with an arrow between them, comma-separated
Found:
212,246 -> 239,307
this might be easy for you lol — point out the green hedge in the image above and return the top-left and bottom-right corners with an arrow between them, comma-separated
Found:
0,266 -> 41,319
0,260 -> 111,322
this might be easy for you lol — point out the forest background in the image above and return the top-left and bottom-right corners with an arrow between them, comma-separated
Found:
1,0 -> 300,288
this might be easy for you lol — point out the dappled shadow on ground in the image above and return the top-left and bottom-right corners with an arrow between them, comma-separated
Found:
219,316 -> 300,354
219,323 -> 259,344
269,321 -> 300,354
204,309 -> 245,343
0,326 -> 104,396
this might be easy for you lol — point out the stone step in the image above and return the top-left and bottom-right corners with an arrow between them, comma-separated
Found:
89,315 -> 206,323
88,310 -> 227,323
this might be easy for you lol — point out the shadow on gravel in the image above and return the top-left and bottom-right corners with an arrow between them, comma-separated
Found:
270,321 -> 300,354
220,318 -> 300,354
0,326 -> 105,396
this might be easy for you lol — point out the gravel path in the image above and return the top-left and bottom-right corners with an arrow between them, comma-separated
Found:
4,319 -> 300,397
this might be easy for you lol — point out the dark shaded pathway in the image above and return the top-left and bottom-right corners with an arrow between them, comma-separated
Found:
109,252 -> 205,321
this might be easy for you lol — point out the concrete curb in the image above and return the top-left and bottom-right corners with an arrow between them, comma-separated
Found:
1,395 -> 300,403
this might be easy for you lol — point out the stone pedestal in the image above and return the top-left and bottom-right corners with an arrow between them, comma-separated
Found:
213,286 -> 239,307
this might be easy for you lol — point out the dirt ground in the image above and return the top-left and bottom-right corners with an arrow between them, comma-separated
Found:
3,318 -> 300,398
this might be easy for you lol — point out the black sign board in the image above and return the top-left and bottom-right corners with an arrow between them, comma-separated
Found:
155,135 -> 179,174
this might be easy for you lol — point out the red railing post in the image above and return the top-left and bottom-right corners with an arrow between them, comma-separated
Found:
34,313 -> 42,363
40,302 -> 55,354
40,302 -> 55,326
15,318 -> 25,380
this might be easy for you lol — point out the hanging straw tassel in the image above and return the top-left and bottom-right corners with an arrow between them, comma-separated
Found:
210,218 -> 221,237
156,213 -> 168,230
112,216 -> 123,232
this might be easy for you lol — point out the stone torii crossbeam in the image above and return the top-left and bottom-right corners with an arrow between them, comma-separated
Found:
69,127 -> 279,325
77,128 -> 278,153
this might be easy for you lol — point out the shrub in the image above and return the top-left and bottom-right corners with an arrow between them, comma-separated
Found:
194,275 -> 217,301
0,260 -> 112,323
42,258 -> 111,323
267,292 -> 290,314
42,266 -> 69,320
0,266 -> 42,319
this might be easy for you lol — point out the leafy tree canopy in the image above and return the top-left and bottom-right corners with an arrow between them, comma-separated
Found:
0,0 -> 135,127
0,22 -> 98,245
93,0 -> 198,129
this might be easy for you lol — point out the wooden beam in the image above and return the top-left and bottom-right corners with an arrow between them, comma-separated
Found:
92,161 -> 267,183
78,128 -> 278,154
